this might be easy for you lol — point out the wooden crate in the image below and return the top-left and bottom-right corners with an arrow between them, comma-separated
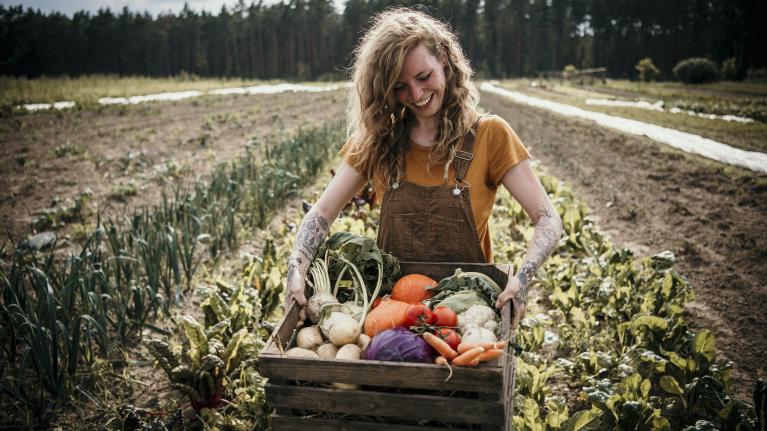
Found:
258,262 -> 517,430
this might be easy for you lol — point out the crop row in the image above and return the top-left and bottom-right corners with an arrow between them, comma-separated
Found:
0,121 -> 345,427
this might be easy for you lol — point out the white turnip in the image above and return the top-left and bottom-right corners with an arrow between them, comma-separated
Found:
296,325 -> 324,351
317,343 -> 339,359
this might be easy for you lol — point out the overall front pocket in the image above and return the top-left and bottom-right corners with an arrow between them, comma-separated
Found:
387,213 -> 429,261
426,213 -> 464,261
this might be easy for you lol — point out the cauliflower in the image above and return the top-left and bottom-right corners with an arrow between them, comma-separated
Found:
462,327 -> 498,344
458,304 -> 499,334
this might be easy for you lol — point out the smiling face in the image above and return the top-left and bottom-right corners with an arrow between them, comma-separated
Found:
393,43 -> 447,126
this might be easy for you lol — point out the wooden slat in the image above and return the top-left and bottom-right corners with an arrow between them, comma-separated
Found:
262,301 -> 301,355
259,355 -> 502,393
500,295 -> 516,431
271,414 -> 472,431
266,384 -> 504,425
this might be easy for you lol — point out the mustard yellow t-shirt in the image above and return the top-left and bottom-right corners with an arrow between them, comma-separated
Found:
343,115 -> 530,262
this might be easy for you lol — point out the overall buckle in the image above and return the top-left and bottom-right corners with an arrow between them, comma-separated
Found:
455,150 -> 473,161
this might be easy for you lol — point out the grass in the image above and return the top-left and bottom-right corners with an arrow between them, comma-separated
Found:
494,79 -> 767,153
0,74 -> 282,106
603,79 -> 767,99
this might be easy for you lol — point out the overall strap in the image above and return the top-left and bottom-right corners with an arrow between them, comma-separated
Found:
454,116 -> 484,183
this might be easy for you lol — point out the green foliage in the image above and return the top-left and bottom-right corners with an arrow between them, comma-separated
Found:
32,191 -> 91,230
0,1 -> 761,86
424,268 -> 502,311
564,65 -> 579,79
721,57 -> 739,81
755,380 -> 766,431
636,58 -> 661,82
490,174 -> 756,429
747,68 -> 767,81
147,279 -> 269,429
320,231 -> 400,302
673,58 -> 720,84
116,405 -> 185,431
670,98 -> 767,123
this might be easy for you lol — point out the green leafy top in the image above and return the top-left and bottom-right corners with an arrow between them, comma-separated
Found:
319,232 -> 400,301
424,268 -> 502,311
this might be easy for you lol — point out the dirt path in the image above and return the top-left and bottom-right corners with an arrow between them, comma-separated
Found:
481,91 -> 767,401
0,90 -> 347,246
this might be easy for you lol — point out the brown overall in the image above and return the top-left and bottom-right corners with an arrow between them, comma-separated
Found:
377,120 -> 487,263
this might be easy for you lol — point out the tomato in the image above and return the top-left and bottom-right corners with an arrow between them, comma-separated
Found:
435,328 -> 461,350
404,304 -> 436,327
432,306 -> 458,327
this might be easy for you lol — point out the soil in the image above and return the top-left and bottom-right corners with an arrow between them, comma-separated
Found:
0,90 -> 347,247
481,91 -> 767,401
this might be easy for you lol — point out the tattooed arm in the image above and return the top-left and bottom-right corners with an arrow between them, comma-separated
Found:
496,160 -> 563,328
286,207 -> 330,307
285,161 -> 367,320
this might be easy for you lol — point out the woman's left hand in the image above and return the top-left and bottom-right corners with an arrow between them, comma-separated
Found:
495,275 -> 527,329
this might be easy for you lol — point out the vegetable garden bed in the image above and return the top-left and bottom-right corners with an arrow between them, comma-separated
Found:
259,262 -> 516,430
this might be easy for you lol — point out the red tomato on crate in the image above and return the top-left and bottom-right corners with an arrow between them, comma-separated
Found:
404,304 -> 436,327
432,306 -> 458,327
434,328 -> 461,350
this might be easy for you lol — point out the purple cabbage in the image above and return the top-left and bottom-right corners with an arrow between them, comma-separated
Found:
363,327 -> 436,363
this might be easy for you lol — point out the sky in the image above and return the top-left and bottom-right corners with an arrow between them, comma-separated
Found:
0,0 -> 344,16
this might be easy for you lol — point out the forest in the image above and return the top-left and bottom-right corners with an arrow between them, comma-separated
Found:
1,0 -> 765,80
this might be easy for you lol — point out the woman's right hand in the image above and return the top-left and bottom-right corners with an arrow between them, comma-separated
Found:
285,271 -> 308,326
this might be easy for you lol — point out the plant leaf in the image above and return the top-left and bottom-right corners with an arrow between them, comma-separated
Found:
563,409 -> 601,431
181,315 -> 208,365
659,375 -> 684,395
693,329 -> 716,363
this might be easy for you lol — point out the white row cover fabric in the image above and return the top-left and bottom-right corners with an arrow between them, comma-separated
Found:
18,83 -> 347,111
585,98 -> 754,123
480,82 -> 767,175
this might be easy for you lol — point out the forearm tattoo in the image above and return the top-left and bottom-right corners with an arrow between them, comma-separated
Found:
287,208 -> 330,284
516,202 -> 562,305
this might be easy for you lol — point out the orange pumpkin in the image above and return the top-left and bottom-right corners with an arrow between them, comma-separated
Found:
390,274 -> 437,304
363,297 -> 410,337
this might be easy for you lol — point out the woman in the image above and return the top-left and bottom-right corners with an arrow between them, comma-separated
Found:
285,8 -> 562,329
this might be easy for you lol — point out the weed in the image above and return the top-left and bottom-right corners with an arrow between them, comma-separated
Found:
53,141 -> 85,158
110,182 -> 139,202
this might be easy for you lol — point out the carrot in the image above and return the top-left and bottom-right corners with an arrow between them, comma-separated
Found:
451,346 -> 485,366
435,356 -> 454,381
457,340 -> 508,354
477,349 -> 504,363
423,332 -> 458,361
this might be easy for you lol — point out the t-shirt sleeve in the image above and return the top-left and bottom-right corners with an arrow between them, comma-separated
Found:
485,115 -> 530,185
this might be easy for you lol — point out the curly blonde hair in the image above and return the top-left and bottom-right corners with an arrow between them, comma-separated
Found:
345,8 -> 480,185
